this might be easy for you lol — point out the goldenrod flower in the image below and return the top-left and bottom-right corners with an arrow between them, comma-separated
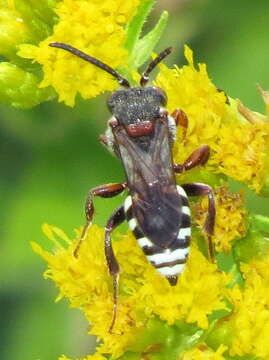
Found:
60,355 -> 107,360
32,224 -> 229,359
2,0 -> 167,107
212,121 -> 269,193
19,0 -> 141,106
2,1 -> 266,359
29,33 -> 269,360
193,185 -> 247,252
182,344 -> 227,360
226,258 -> 269,358
156,45 -> 269,194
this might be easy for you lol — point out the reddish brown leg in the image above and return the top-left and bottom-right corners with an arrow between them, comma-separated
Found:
173,145 -> 210,174
171,109 -> 188,141
104,206 -> 126,333
181,183 -> 216,262
74,183 -> 126,257
99,134 -> 109,147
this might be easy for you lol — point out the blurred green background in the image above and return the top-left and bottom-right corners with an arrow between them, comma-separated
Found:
1,0 -> 269,359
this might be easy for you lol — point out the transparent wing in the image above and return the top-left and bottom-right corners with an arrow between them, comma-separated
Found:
114,118 -> 184,248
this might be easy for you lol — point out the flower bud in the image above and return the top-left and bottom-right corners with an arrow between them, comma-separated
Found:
0,62 -> 54,108
0,8 -> 32,61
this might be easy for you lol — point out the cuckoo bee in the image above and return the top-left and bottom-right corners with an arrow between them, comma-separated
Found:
49,42 -> 216,331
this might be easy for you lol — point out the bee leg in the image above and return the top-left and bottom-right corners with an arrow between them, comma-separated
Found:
173,145 -> 210,173
74,183 -> 127,257
181,183 -> 216,263
171,109 -> 188,140
104,205 -> 126,333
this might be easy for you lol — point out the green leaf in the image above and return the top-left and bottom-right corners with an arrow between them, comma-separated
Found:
118,318 -> 205,360
252,214 -> 269,233
125,0 -> 155,54
205,320 -> 234,352
216,252 -> 244,287
130,10 -> 169,70
233,228 -> 269,263
14,0 -> 53,42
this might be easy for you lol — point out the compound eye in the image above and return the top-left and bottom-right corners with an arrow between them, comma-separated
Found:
154,87 -> 167,106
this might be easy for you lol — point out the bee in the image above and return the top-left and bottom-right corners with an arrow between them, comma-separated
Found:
49,42 -> 215,331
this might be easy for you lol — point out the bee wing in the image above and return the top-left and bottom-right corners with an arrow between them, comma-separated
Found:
114,118 -> 184,248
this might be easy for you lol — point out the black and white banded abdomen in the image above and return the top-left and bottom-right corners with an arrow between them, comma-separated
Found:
124,185 -> 191,285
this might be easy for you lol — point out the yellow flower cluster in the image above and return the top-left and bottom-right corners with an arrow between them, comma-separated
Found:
182,344 -> 227,360
156,46 -> 269,193
193,185 -> 247,252
19,0 -> 141,106
19,5 -> 269,356
227,257 -> 269,358
32,223 -> 229,359
212,121 -> 269,193
60,354 -> 106,360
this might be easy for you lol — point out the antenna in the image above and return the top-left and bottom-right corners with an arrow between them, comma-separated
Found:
140,47 -> 173,86
49,42 -> 130,88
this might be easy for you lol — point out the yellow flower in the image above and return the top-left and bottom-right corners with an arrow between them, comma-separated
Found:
59,354 -> 107,360
156,45 -> 269,193
32,223 -> 229,359
19,0 -> 142,106
227,258 -> 269,358
193,185 -> 247,252
212,121 -> 269,193
155,45 -> 227,156
182,344 -> 227,360
25,23 -> 269,358
135,242 -> 229,329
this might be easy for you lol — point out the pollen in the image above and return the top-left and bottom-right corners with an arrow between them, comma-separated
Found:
18,0 -> 142,106
193,185 -> 247,252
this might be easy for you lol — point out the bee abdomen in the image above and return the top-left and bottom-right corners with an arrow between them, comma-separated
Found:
124,189 -> 191,285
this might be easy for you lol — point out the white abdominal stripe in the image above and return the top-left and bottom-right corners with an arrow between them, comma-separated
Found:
124,191 -> 191,278
147,247 -> 189,277
141,235 -> 189,277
